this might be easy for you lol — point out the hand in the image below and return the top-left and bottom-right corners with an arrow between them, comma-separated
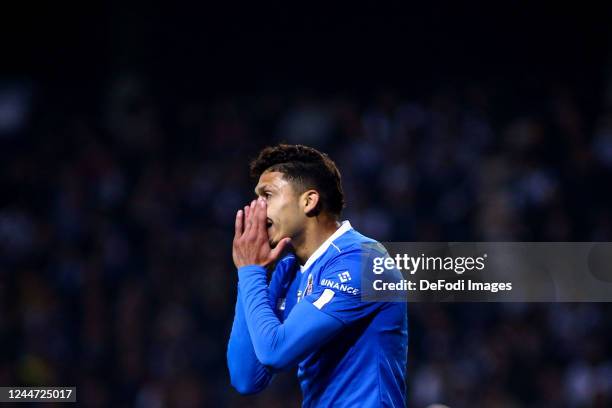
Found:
232,197 -> 291,269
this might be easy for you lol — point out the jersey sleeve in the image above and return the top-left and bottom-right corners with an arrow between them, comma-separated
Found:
302,246 -> 383,325
226,288 -> 273,394
267,254 -> 298,320
226,254 -> 296,394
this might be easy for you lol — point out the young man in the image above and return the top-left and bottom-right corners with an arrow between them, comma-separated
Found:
227,144 -> 407,407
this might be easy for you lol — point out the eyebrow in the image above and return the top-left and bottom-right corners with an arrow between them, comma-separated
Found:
254,184 -> 273,195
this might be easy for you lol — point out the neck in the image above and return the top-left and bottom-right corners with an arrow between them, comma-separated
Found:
294,216 -> 341,265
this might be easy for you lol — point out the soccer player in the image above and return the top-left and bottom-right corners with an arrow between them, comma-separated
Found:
227,144 -> 407,407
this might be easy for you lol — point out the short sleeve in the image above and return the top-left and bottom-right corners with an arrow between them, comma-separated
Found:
303,247 -> 382,325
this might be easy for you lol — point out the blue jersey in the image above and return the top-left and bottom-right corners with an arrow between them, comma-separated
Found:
227,221 -> 407,407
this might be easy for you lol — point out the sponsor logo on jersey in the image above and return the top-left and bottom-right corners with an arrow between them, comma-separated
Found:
338,271 -> 351,283
320,278 -> 359,295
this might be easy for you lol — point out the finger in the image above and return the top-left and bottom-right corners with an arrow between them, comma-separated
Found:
245,200 -> 257,236
269,237 -> 292,261
243,205 -> 250,235
256,198 -> 267,237
234,209 -> 243,239
252,199 -> 263,233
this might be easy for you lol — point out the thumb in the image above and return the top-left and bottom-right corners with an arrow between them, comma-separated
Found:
269,237 -> 292,261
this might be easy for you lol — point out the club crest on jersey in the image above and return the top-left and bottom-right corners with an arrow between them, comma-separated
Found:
297,273 -> 314,303
305,273 -> 314,296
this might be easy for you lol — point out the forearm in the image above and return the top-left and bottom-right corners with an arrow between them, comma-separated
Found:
227,287 -> 272,394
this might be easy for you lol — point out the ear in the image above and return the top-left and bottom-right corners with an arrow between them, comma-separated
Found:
300,189 -> 320,216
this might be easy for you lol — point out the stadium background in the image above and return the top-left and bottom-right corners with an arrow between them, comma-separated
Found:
1,3 -> 612,407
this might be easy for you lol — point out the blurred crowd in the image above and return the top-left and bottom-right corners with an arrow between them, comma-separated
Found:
1,75 -> 612,407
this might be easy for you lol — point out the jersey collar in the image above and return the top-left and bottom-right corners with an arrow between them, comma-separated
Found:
300,220 -> 352,273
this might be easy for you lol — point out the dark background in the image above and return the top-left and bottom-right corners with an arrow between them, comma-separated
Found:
1,2 -> 612,407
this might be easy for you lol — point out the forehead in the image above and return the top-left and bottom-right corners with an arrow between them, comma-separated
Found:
254,171 -> 293,194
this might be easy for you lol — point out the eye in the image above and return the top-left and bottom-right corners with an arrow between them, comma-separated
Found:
264,192 -> 272,199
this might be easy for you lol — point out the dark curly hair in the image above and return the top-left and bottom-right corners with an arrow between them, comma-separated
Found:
249,144 -> 345,218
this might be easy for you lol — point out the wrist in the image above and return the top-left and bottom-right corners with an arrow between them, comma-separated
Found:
237,264 -> 267,280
